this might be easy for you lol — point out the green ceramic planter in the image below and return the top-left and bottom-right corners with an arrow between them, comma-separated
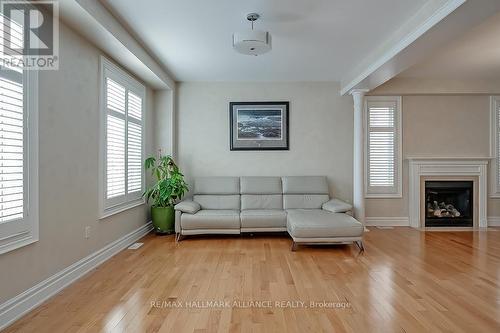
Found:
151,206 -> 175,234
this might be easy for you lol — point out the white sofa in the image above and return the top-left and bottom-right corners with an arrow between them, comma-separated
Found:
174,176 -> 364,251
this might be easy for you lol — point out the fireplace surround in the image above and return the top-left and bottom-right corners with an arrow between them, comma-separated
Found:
408,158 -> 489,229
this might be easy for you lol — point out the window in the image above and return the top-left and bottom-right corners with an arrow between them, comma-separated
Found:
365,96 -> 402,198
0,13 -> 39,254
491,96 -> 500,197
100,57 -> 145,218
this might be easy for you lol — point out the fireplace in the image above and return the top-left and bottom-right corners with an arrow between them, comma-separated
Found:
425,181 -> 473,227
408,158 -> 488,228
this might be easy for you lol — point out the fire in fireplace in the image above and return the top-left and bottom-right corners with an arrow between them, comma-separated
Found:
425,181 -> 473,227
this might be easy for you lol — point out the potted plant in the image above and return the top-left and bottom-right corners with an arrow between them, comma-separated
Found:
143,154 -> 188,234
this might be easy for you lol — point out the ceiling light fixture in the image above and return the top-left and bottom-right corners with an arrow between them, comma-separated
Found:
233,13 -> 272,56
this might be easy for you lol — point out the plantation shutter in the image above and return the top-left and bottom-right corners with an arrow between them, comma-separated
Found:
106,78 -> 126,199
0,12 -> 23,73
104,72 -> 144,209
0,10 -> 39,254
126,91 -> 142,194
366,97 -> 401,197
0,13 -> 24,223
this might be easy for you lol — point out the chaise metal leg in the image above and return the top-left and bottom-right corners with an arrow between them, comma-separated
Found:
355,240 -> 365,252
291,241 -> 298,252
175,233 -> 184,242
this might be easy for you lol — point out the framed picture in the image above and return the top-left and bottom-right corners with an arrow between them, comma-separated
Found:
230,101 -> 289,151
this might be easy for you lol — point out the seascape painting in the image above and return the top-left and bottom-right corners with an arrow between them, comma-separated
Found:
237,109 -> 282,140
230,102 -> 289,151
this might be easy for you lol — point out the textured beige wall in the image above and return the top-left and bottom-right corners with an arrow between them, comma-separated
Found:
366,95 -> 500,217
403,96 -> 490,156
176,82 -> 354,201
0,23 -> 154,303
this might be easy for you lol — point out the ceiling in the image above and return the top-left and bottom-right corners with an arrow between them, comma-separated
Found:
400,10 -> 500,79
103,0 -> 428,82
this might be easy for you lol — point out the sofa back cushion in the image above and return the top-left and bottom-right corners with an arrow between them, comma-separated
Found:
194,177 -> 240,195
193,177 -> 240,210
241,195 -> 283,210
190,176 -> 331,210
282,176 -> 329,194
240,177 -> 283,210
282,176 -> 330,209
193,195 -> 241,210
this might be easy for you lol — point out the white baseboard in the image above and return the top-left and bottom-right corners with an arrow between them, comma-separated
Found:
488,217 -> 500,226
0,222 -> 153,331
366,217 -> 409,227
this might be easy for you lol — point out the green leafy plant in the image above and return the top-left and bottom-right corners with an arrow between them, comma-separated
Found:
143,154 -> 188,207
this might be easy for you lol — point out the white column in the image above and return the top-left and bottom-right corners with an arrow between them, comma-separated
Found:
350,89 -> 369,226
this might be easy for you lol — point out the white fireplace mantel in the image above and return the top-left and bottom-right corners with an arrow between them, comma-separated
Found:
408,157 -> 491,229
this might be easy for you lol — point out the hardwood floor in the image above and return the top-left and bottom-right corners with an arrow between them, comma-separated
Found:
5,227 -> 500,332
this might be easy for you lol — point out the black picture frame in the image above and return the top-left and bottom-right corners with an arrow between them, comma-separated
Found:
229,101 -> 289,151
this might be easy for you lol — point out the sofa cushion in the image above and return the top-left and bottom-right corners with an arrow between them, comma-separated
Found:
322,199 -> 353,213
240,210 -> 287,228
240,176 -> 282,194
194,177 -> 240,195
283,194 -> 330,209
181,210 -> 240,230
286,209 -> 363,238
193,195 -> 240,210
241,194 -> 283,210
174,201 -> 201,214
282,176 -> 329,194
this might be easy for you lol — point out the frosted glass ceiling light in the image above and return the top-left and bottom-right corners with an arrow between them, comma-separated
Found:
233,13 -> 272,56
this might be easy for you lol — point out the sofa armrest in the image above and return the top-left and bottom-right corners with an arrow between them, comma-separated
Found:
322,199 -> 353,213
175,210 -> 182,234
174,200 -> 201,214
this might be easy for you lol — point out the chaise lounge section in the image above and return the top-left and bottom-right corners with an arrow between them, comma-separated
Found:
174,176 -> 364,251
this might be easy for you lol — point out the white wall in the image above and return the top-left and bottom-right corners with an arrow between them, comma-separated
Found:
0,23 -> 154,303
176,82 -> 354,200
153,90 -> 174,157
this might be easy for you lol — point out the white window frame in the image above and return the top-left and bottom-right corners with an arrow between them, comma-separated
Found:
490,96 -> 500,198
99,57 -> 146,218
0,57 -> 39,254
364,96 -> 402,198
